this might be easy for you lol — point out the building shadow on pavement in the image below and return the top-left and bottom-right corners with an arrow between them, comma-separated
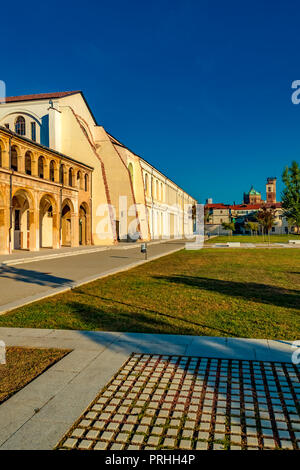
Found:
0,265 -> 73,288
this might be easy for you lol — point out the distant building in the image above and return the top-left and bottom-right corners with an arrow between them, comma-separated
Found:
266,177 -> 277,204
243,177 -> 277,205
204,176 -> 297,235
243,186 -> 262,204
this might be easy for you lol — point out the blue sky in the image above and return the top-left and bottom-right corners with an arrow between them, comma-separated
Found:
1,0 -> 300,203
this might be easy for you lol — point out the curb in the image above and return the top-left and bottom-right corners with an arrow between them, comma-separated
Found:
0,239 -> 182,267
0,247 -> 110,267
0,245 -> 183,316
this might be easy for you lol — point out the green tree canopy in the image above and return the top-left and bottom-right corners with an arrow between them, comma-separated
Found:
222,222 -> 235,234
282,161 -> 300,231
256,205 -> 276,235
245,221 -> 259,234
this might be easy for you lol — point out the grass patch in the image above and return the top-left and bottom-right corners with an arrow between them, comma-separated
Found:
0,249 -> 299,340
205,234 -> 300,244
0,347 -> 70,404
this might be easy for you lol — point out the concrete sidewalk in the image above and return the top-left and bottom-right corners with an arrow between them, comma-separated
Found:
0,327 -> 297,450
0,240 -> 185,315
204,243 -> 299,248
0,238 -> 174,266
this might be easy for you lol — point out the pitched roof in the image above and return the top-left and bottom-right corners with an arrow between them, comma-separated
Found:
4,91 -> 81,103
206,202 -> 282,211
230,203 -> 262,210
3,90 -> 99,125
205,203 -> 230,209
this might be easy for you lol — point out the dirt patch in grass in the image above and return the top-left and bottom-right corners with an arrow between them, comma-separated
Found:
0,347 -> 70,404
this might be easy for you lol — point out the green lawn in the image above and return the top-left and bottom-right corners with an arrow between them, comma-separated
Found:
0,249 -> 299,340
0,347 -> 69,404
206,234 -> 300,244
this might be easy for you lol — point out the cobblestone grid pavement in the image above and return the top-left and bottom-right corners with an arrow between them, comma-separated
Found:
56,353 -> 300,451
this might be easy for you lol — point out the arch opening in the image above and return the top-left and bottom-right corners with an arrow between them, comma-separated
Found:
0,191 -> 6,253
79,203 -> 88,246
12,190 -> 33,250
25,151 -> 32,175
38,156 -> 45,179
39,194 -> 57,249
15,116 -> 26,136
11,146 -> 18,171
61,200 -> 73,246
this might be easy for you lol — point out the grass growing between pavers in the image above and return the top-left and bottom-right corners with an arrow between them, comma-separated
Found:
0,248 -> 299,340
56,354 -> 300,451
0,347 -> 70,404
205,234 -> 300,244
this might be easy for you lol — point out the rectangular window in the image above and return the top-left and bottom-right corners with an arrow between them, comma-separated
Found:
14,210 -> 20,230
31,122 -> 36,142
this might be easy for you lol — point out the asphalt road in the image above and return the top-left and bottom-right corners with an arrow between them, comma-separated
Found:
0,241 -> 185,313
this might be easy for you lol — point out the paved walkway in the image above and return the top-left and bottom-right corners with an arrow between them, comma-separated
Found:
0,240 -> 184,314
0,239 -> 172,266
204,243 -> 299,248
0,327 -> 298,450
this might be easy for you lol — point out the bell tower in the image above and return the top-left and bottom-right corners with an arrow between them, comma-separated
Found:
266,177 -> 276,203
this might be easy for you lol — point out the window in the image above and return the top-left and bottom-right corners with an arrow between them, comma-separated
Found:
31,122 -> 36,142
85,174 -> 88,192
77,171 -> 82,189
15,116 -> 26,136
0,145 -> 2,167
11,146 -> 18,171
69,168 -> 73,187
50,161 -> 55,182
4,123 -> 9,129
60,164 -> 65,184
128,163 -> 133,184
14,210 -> 20,231
38,156 -> 44,178
144,174 -> 148,193
25,152 -> 31,175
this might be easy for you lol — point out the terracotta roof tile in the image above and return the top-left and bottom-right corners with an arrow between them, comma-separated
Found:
4,91 -> 81,103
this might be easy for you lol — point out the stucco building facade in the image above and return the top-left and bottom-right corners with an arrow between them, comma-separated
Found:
0,91 -> 196,254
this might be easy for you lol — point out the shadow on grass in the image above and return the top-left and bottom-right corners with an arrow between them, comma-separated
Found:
153,275 -> 300,310
65,295 -> 236,336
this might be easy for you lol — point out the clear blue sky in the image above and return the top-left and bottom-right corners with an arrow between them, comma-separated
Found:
1,0 -> 300,203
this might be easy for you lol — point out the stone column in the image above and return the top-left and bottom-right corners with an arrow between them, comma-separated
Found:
18,148 -> 25,173
1,146 -> 10,169
31,153 -> 39,177
44,159 -> 50,180
29,209 -> 38,251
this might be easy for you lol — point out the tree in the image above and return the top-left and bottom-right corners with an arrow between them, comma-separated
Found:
282,161 -> 300,233
204,207 -> 211,224
222,221 -> 235,236
256,205 -> 276,243
245,221 -> 259,235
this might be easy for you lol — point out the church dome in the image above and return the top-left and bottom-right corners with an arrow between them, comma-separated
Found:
248,185 -> 261,196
